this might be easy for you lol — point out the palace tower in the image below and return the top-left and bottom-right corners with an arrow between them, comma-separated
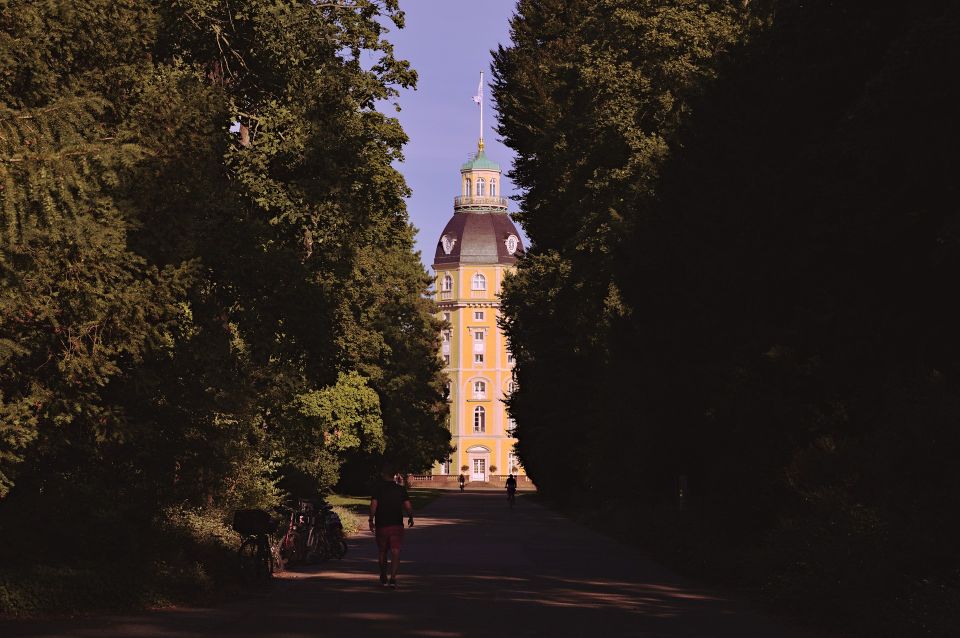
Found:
433,140 -> 524,481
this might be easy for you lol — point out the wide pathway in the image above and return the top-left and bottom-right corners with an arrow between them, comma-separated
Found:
3,492 -> 825,637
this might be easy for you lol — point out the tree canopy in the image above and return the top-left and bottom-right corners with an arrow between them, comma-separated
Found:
494,0 -> 960,634
0,0 -> 448,550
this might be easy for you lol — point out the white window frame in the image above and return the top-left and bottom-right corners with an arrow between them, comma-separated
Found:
473,406 -> 486,432
472,273 -> 486,291
473,380 -> 487,400
464,178 -> 471,196
474,311 -> 484,321
476,177 -> 485,196
490,179 -> 497,197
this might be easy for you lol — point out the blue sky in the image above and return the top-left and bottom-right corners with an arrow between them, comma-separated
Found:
383,0 -> 522,269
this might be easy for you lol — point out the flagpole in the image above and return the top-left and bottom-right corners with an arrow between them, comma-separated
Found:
479,71 -> 484,151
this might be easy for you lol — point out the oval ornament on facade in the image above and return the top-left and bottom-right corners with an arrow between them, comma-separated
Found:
441,234 -> 458,255
505,234 -> 519,255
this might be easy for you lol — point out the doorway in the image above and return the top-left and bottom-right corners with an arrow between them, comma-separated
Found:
471,458 -> 487,481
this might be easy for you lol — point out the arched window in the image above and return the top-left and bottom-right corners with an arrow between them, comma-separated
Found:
473,380 -> 486,399
490,179 -> 497,197
473,406 -> 486,432
471,273 -> 486,291
476,177 -> 485,196
442,274 -> 453,292
464,178 -> 472,196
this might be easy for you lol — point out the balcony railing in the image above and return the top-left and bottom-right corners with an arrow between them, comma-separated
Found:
454,195 -> 508,210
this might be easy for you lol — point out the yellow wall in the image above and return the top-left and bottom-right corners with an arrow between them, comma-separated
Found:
434,263 -> 522,479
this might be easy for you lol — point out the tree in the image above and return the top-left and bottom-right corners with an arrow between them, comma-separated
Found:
492,0 -> 748,497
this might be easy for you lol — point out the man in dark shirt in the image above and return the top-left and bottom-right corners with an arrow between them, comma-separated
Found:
369,463 -> 414,588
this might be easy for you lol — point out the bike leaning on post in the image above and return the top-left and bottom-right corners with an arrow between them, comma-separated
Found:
233,508 -> 279,584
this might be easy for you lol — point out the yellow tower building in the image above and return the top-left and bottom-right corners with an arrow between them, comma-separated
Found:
432,140 -> 525,482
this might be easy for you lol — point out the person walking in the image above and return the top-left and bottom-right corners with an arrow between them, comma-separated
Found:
369,463 -> 414,588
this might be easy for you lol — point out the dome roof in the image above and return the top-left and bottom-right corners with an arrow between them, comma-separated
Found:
460,149 -> 501,172
434,211 -> 524,267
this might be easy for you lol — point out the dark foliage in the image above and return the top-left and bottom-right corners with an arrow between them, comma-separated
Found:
495,0 -> 960,634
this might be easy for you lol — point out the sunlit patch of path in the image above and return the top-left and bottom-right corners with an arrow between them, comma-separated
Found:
1,492 -> 825,637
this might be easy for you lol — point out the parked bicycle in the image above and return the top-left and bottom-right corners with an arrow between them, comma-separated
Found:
279,499 -> 347,566
232,509 -> 279,584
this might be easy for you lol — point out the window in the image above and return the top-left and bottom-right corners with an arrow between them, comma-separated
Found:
443,312 -> 451,323
508,451 -> 520,473
441,458 -> 451,474
471,273 -> 486,291
507,380 -> 517,395
474,330 -> 484,341
442,274 -> 453,292
473,380 -> 486,399
464,178 -> 471,196
443,354 -> 450,366
507,352 -> 515,365
476,177 -> 485,196
474,406 -> 486,432
474,353 -> 484,364
491,179 -> 497,197
474,311 -> 484,321
507,418 -> 517,436
445,381 -> 452,400
442,330 -> 451,343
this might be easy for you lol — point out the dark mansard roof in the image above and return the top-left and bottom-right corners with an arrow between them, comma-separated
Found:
433,211 -> 525,267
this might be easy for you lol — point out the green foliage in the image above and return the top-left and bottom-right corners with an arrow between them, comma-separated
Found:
0,0 -> 448,613
281,371 -> 384,491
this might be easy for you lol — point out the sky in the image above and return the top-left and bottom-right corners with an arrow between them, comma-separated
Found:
381,0 -> 523,270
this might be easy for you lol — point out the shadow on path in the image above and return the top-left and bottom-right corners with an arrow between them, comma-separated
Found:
1,493 -> 824,637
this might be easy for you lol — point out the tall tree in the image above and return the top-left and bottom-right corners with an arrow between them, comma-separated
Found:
492,0 -> 748,496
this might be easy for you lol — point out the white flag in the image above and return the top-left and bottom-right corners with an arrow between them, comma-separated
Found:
472,72 -> 483,105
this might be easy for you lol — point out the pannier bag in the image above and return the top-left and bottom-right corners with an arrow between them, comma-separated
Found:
232,508 -> 275,535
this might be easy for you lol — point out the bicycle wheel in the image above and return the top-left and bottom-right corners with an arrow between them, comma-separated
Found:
239,537 -> 259,584
256,537 -> 273,580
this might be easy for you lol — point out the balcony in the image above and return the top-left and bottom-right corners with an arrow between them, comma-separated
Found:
454,195 -> 508,211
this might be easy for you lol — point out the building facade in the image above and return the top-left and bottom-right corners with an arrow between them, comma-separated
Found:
432,141 -> 525,481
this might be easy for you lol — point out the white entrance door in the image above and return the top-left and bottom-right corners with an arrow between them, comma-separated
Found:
472,458 -> 486,481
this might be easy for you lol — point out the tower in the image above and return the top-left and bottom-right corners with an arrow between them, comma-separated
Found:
433,140 -> 524,481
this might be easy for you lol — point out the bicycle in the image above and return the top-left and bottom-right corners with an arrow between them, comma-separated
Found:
279,499 -> 348,565
317,501 -> 348,559
280,500 -> 318,566
505,475 -> 518,508
232,509 -> 278,584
